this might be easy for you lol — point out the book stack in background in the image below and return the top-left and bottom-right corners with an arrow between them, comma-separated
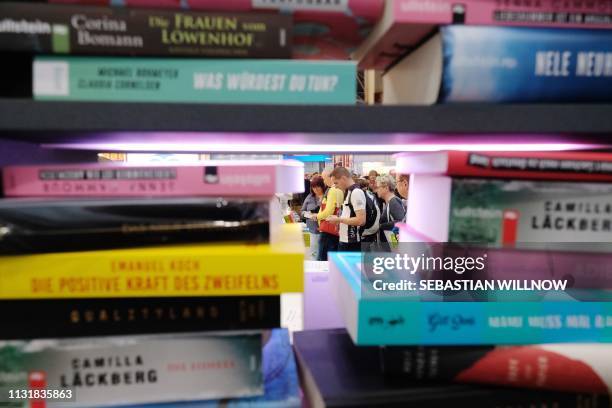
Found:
294,151 -> 612,407
0,0 -> 364,104
351,0 -> 612,104
0,159 -> 305,407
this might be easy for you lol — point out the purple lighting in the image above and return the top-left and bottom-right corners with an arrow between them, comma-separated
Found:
41,132 -> 604,153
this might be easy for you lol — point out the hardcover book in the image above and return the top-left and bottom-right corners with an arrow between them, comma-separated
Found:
293,328 -> 609,407
328,252 -> 612,345
0,197 -> 274,254
355,0 -> 612,69
402,176 -> 612,244
3,160 -> 305,197
0,2 -> 291,58
99,328 -> 300,408
32,56 -> 356,105
383,26 -> 612,104
48,0 -> 385,60
381,343 -> 612,395
0,332 -> 263,407
395,151 -> 612,182
0,296 -> 280,339
0,224 -> 304,299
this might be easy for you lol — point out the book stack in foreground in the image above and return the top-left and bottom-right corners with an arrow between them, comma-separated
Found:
353,0 -> 612,104
0,0 -> 360,104
295,151 -> 612,407
0,159 -> 305,407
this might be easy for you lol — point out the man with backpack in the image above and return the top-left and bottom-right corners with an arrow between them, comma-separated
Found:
326,167 -> 380,252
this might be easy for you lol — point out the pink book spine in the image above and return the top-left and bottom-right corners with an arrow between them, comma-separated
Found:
395,0 -> 612,25
48,0 -> 384,19
2,164 -> 299,197
363,0 -> 612,69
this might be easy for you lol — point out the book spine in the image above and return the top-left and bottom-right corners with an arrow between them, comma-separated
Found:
49,0 -> 384,20
32,56 -> 356,104
356,301 -> 612,345
0,2 -> 291,58
3,162 -> 304,197
0,332 -> 263,407
394,0 -> 612,27
395,151 -> 612,182
0,296 -> 279,339
440,26 -> 612,103
0,198 -> 271,255
427,390 -> 609,408
362,0 -> 612,69
47,0 -> 383,59
380,344 -> 612,395
0,241 -> 304,299
445,151 -> 612,181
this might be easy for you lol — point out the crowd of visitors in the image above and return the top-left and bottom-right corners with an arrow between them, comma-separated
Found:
299,166 -> 408,260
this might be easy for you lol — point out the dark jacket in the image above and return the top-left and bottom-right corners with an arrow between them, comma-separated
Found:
301,193 -> 322,234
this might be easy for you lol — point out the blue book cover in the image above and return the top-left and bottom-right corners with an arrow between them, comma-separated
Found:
440,26 -> 612,103
329,252 -> 612,346
92,329 -> 299,408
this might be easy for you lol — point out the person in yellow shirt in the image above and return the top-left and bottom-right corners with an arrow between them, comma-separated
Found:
309,168 -> 344,261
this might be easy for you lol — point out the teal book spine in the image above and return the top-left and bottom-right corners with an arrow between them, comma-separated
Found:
33,56 -> 356,105
330,252 -> 612,346
357,300 -> 612,346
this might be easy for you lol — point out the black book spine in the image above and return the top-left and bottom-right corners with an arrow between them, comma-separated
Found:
380,346 -> 494,380
0,2 -> 292,58
1,296 -> 280,339
380,346 -> 611,396
380,389 -> 611,408
0,198 -> 270,254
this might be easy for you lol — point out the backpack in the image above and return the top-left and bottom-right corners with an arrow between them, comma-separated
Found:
346,185 -> 380,237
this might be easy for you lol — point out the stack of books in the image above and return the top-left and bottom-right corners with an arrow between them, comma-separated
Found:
352,0 -> 612,103
295,151 -> 612,407
0,159 -> 305,407
0,0 -> 365,104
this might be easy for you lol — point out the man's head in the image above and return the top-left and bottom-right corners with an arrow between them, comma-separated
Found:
330,166 -> 353,191
321,168 -> 332,188
396,174 -> 409,199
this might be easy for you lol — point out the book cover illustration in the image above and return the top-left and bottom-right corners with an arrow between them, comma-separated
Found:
381,343 -> 612,395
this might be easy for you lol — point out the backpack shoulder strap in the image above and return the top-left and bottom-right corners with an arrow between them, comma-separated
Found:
345,185 -> 358,215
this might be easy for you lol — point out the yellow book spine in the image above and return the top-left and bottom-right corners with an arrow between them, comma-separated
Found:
0,243 -> 304,299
